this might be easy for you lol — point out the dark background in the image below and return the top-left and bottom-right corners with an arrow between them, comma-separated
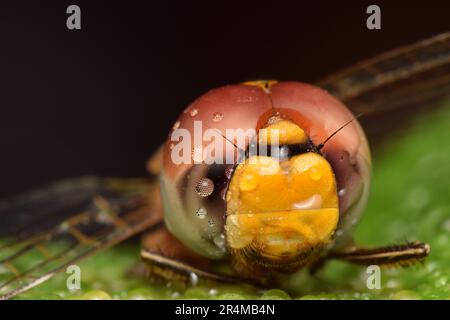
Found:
0,0 -> 449,197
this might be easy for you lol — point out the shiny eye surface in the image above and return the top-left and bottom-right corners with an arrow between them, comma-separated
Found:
160,81 -> 371,258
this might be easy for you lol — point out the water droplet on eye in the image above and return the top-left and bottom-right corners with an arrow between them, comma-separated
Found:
292,194 -> 323,210
189,108 -> 198,117
189,272 -> 199,286
338,188 -> 346,197
278,146 -> 289,159
308,167 -> 322,181
267,115 -> 281,124
220,188 -> 227,201
195,178 -> 214,197
172,121 -> 180,130
435,277 -> 447,288
213,233 -> 226,249
239,172 -> 259,191
212,112 -> 223,122
225,166 -> 234,179
58,221 -> 70,232
386,279 -> 401,289
196,208 -> 207,219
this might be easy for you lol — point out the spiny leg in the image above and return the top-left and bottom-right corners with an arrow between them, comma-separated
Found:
328,241 -> 430,267
141,249 -> 248,285
140,227 -> 252,286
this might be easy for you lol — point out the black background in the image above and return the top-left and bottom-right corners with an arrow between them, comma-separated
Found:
0,0 -> 449,197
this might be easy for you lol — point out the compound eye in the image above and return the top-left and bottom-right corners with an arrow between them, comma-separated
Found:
160,162 -> 230,259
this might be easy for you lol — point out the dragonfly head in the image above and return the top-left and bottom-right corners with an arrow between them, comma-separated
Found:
225,119 -> 339,274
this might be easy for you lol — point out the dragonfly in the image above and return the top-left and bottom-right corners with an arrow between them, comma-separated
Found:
0,31 -> 449,300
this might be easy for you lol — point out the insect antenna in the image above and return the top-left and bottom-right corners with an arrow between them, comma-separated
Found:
201,123 -> 246,160
317,113 -> 364,150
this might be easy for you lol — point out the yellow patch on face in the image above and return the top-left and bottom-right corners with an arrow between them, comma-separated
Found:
226,152 -> 339,259
258,120 -> 307,145
241,80 -> 278,92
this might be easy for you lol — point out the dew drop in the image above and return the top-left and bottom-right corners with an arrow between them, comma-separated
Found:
208,288 -> 218,296
267,115 -> 281,124
239,172 -> 259,191
196,208 -> 207,219
172,121 -> 180,130
391,290 -> 420,300
308,167 -> 322,181
278,145 -> 289,160
220,188 -> 227,201
225,166 -> 234,179
386,279 -> 401,289
189,108 -> 199,117
195,178 -> 214,197
189,272 -> 199,286
338,188 -> 346,197
426,262 -> 438,272
213,233 -> 226,249
292,195 -> 323,210
212,112 -> 223,122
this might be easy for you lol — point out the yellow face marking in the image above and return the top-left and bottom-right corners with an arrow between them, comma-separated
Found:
259,120 -> 308,145
241,80 -> 278,92
226,152 -> 339,259
239,171 -> 260,192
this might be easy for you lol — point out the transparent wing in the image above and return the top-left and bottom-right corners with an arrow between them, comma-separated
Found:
0,177 -> 162,300
316,32 -> 450,142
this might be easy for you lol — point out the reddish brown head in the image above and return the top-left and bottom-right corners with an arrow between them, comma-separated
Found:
158,81 -> 371,275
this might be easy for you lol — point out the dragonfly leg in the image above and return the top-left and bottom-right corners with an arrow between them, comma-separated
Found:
328,241 -> 430,267
140,227 -> 252,285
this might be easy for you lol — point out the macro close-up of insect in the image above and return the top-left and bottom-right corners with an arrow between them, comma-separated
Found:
0,2 -> 450,303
